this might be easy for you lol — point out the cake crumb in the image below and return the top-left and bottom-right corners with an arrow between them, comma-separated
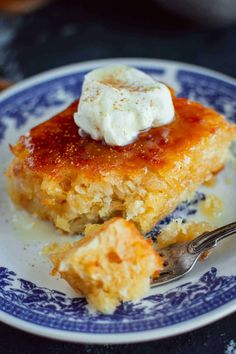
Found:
157,219 -> 213,249
200,194 -> 223,219
203,175 -> 218,187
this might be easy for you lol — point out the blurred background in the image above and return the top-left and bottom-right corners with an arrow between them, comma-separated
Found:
0,0 -> 236,91
1,1 -> 236,353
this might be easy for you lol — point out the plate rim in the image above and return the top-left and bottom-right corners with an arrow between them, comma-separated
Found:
1,296 -> 236,344
1,57 -> 236,344
1,57 -> 236,104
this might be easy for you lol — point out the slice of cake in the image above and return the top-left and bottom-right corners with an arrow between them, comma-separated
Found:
7,96 -> 236,234
46,217 -> 163,314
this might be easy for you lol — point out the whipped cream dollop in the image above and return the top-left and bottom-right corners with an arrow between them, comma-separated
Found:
74,64 -> 175,146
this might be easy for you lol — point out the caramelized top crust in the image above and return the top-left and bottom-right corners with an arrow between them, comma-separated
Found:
11,97 -> 236,177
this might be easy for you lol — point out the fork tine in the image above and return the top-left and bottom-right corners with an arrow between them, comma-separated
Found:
151,241 -> 200,287
151,222 -> 236,288
151,271 -> 175,286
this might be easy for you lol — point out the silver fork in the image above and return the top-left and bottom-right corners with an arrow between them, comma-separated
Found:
151,222 -> 236,287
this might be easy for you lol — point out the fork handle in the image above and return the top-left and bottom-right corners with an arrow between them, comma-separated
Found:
188,222 -> 236,254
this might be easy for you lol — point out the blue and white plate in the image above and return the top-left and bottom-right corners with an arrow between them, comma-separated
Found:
1,58 -> 236,344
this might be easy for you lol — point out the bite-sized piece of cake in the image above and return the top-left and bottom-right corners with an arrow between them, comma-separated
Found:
157,219 -> 214,249
7,95 -> 236,234
46,218 -> 163,314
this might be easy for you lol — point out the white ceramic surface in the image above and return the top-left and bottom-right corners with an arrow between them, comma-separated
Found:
0,58 -> 236,344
